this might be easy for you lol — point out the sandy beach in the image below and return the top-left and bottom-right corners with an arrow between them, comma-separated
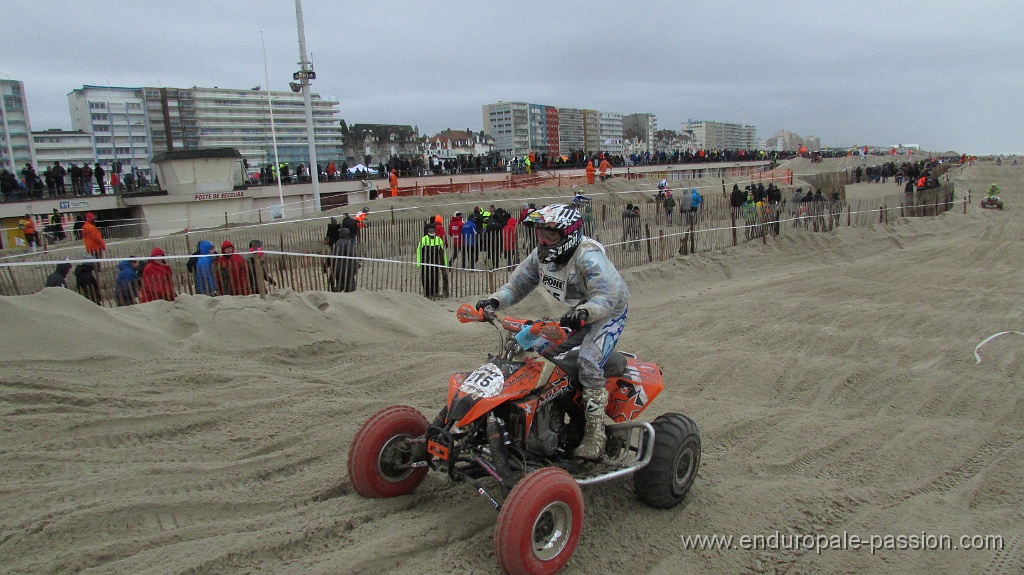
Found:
2,158 -> 1022,575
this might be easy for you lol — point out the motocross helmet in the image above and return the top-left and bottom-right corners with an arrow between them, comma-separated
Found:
524,204 -> 583,264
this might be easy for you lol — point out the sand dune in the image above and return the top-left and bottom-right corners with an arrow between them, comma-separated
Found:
1,160 -> 1022,574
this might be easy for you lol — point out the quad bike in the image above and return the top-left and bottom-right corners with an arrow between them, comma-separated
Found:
348,303 -> 701,575
981,184 -> 1004,210
980,196 -> 1004,210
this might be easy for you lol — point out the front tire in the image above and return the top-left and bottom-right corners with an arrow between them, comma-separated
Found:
494,467 -> 584,575
634,413 -> 701,508
347,405 -> 428,498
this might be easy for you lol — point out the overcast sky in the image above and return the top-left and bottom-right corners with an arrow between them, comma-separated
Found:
2,0 -> 1021,154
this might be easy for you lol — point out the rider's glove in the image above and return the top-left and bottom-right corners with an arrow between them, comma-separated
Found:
559,308 -> 588,330
476,298 -> 500,312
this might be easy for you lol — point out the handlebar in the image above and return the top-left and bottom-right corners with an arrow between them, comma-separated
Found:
455,303 -> 567,346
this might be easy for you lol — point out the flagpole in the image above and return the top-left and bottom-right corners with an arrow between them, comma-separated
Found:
261,31 -> 285,219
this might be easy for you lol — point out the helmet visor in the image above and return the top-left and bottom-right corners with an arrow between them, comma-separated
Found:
536,226 -> 561,247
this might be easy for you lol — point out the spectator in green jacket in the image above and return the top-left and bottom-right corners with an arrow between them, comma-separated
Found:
417,222 -> 448,299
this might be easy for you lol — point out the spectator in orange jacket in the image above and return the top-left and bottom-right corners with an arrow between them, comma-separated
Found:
140,247 -> 176,302
217,240 -> 250,296
18,214 -> 38,252
585,161 -> 596,185
81,212 -> 106,268
389,169 -> 398,198
432,214 -> 446,244
598,158 -> 612,181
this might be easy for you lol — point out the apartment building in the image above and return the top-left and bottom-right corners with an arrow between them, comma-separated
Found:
582,110 -> 601,153
485,101 -> 626,158
482,102 -> 531,158
143,86 -> 344,169
598,111 -> 624,156
68,86 -> 152,176
684,120 -> 758,150
557,108 -> 584,154
31,129 -> 94,169
69,85 -> 345,176
1,79 -> 37,173
623,113 -> 658,154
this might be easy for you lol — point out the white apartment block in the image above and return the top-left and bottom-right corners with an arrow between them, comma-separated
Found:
598,111 -> 624,156
683,120 -> 758,150
177,86 -> 344,169
70,85 -> 345,177
1,79 -> 37,173
68,86 -> 152,176
32,129 -> 94,169
482,102 -> 530,159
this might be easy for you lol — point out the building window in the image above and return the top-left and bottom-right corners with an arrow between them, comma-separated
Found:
89,102 -> 107,109
91,114 -> 108,121
127,102 -> 142,110
94,125 -> 109,132
95,136 -> 111,143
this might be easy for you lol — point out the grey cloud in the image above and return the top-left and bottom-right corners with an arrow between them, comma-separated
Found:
4,0 -> 1022,154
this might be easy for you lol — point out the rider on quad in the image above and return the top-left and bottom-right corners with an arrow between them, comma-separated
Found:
476,203 -> 629,460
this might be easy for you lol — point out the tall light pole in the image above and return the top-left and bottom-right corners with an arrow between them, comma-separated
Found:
294,0 -> 321,212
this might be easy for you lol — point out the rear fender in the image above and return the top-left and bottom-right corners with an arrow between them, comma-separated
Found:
606,359 -> 664,422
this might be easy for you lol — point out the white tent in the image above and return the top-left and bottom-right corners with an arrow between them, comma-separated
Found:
346,164 -> 379,175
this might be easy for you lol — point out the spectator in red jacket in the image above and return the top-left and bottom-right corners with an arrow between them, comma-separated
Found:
501,217 -> 518,267
139,247 -> 176,302
518,202 -> 531,223
217,240 -> 250,296
448,211 -> 464,266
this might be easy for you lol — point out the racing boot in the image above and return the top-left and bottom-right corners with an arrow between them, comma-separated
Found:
574,387 -> 609,460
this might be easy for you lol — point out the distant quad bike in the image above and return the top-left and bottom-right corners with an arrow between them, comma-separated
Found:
981,184 -> 1004,210
348,303 -> 701,575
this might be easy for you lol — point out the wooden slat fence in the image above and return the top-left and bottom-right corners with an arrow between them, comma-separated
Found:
0,183 -> 957,306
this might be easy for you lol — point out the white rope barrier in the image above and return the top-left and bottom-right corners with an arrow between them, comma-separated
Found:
0,194 -> 961,276
0,174 -> 956,267
974,332 -> 1024,363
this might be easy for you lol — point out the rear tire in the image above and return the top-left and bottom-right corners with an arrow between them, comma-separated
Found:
494,467 -> 584,575
634,413 -> 701,508
347,405 -> 428,498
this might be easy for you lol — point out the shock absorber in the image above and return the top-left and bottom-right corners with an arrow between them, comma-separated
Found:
487,413 -> 513,485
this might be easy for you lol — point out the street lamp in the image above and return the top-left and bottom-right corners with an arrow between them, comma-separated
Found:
294,0 -> 321,212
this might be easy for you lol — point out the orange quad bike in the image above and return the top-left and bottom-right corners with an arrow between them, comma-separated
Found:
348,303 -> 701,575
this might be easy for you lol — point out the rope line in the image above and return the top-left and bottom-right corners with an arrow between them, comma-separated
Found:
974,332 -> 1024,363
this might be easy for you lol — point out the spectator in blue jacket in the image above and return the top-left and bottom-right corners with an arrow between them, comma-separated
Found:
114,257 -> 141,306
194,240 -> 218,295
460,216 -> 479,268
690,187 -> 703,212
